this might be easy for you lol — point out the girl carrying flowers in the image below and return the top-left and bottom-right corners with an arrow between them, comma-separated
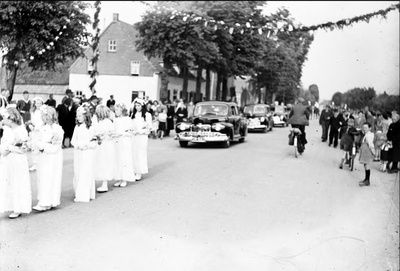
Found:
93,105 -> 115,192
113,103 -> 135,187
32,105 -> 64,211
71,106 -> 97,202
0,107 -> 31,219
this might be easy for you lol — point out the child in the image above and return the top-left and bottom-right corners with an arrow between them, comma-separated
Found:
131,98 -> 152,181
339,117 -> 359,169
93,105 -> 115,192
71,106 -> 97,202
113,103 -> 135,187
28,97 -> 44,171
157,108 -> 167,139
32,105 -> 64,211
358,122 -> 376,187
0,107 -> 31,219
150,110 -> 159,139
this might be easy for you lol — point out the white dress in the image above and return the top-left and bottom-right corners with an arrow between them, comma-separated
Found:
131,112 -> 152,175
30,110 -> 44,164
94,119 -> 115,181
71,124 -> 97,202
35,123 -> 64,207
0,125 -> 32,214
113,116 -> 135,182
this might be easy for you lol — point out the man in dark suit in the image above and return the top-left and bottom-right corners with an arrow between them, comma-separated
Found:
45,94 -> 56,108
319,105 -> 333,142
57,98 -> 72,148
106,95 -> 116,108
16,91 -> 32,124
165,100 -> 175,137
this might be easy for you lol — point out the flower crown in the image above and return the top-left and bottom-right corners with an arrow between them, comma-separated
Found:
133,97 -> 145,106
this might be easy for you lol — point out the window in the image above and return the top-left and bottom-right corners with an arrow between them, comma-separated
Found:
108,40 -> 117,52
76,91 -> 83,97
131,61 -> 140,76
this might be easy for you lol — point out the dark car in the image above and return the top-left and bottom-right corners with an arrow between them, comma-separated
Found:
175,101 -> 248,148
243,104 -> 274,132
271,105 -> 290,127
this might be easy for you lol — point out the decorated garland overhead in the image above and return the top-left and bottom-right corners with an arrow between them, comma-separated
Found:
1,22 -> 70,66
147,3 -> 400,36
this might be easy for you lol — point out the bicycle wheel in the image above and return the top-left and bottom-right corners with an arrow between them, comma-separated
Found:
294,136 -> 298,158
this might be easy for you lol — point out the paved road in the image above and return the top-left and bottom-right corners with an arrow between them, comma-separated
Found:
1,119 -> 398,271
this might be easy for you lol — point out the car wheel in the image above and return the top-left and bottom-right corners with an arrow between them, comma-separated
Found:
179,141 -> 188,147
239,137 -> 245,143
222,140 -> 230,148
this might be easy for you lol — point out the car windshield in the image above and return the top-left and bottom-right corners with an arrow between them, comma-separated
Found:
194,104 -> 229,116
244,105 -> 266,114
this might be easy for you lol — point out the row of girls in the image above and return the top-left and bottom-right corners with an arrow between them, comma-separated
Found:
0,97 -> 151,219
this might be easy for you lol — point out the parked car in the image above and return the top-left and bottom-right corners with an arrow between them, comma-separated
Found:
175,101 -> 248,148
243,104 -> 274,132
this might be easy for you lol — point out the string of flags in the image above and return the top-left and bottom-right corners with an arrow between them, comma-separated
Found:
0,14 -> 76,67
146,3 -> 400,37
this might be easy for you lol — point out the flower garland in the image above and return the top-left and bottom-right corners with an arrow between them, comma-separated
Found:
89,1 -> 101,95
147,3 -> 399,37
0,16 -> 74,67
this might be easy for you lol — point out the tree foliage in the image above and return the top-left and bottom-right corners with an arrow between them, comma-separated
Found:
0,1 -> 91,101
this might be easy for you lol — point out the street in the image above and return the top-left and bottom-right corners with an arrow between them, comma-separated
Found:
0,118 -> 399,271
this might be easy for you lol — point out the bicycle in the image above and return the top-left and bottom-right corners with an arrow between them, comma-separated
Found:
289,128 -> 304,158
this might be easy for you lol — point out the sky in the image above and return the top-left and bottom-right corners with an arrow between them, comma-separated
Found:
85,1 -> 400,101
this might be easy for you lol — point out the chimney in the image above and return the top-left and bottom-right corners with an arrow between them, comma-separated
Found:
113,13 -> 119,22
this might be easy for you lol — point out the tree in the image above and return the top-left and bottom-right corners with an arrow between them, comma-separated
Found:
0,1 -> 91,101
253,7 -> 314,105
331,91 -> 343,106
308,84 -> 319,102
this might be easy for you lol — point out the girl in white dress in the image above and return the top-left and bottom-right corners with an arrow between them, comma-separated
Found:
93,105 -> 115,192
71,106 -> 97,202
0,107 -> 31,219
32,105 -> 64,211
113,103 -> 135,187
131,98 -> 152,181
28,97 -> 44,171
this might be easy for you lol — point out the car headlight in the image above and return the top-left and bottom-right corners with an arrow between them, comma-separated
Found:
178,123 -> 190,130
212,123 -> 225,131
260,117 -> 265,122
280,115 -> 284,120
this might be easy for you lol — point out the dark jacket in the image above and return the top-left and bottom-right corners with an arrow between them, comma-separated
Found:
287,104 -> 310,126
387,120 -> 400,162
319,109 -> 333,125
330,114 -> 344,131
16,99 -> 32,123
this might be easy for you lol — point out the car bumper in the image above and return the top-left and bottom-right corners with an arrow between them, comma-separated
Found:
248,124 -> 266,130
273,120 -> 286,126
176,132 -> 229,142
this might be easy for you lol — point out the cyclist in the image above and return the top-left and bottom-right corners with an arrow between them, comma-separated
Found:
287,97 -> 310,151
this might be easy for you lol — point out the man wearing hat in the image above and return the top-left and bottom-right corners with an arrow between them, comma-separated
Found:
62,89 -> 73,104
287,97 -> 310,150
319,104 -> 333,142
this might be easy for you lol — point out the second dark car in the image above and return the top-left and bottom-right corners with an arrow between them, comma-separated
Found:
243,104 -> 274,132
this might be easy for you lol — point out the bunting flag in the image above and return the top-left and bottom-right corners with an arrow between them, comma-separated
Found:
147,3 -> 399,37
